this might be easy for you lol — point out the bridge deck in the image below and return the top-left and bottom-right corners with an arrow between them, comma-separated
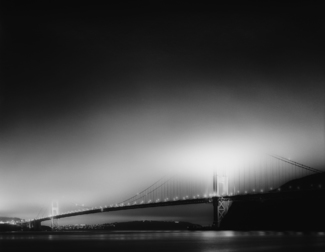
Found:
35,198 -> 211,222
26,188 -> 325,224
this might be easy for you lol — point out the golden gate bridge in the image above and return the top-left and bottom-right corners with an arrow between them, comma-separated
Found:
23,154 -> 324,230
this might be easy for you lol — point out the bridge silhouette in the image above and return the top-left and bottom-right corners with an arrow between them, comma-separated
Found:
24,154 -> 324,230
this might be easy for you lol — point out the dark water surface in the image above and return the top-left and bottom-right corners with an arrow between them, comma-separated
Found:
1,231 -> 325,252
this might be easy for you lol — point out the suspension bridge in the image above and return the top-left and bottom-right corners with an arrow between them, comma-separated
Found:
23,154 -> 324,230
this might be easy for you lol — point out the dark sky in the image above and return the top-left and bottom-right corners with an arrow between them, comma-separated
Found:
1,4 -> 324,224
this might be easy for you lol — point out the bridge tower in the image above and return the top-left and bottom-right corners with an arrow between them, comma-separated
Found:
51,200 -> 59,229
212,170 -> 231,228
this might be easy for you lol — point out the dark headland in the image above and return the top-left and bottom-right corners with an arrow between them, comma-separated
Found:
220,172 -> 325,231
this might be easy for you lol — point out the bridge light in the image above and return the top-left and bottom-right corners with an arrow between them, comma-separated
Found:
253,189 -> 255,192
245,191 -> 247,194
260,189 -> 263,192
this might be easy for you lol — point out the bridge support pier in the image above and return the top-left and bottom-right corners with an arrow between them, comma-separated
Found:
51,200 -> 59,230
212,197 -> 231,229
212,170 -> 231,228
51,218 -> 59,229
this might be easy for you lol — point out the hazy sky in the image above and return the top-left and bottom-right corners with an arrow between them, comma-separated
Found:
1,4 -> 324,225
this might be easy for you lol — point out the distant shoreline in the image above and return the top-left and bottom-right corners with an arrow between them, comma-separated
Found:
0,221 -> 201,232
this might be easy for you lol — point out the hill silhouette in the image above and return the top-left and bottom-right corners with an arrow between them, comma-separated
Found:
221,172 -> 325,230
279,171 -> 325,191
0,217 -> 21,222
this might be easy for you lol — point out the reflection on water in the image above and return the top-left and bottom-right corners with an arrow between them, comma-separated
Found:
1,231 -> 325,252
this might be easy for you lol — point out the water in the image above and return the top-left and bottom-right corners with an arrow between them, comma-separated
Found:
1,231 -> 325,252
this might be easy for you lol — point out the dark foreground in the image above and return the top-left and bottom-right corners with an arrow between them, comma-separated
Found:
1,231 -> 325,252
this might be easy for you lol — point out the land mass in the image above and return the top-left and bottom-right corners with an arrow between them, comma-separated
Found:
1,221 -> 201,232
55,221 -> 201,231
221,172 -> 325,230
0,217 -> 21,222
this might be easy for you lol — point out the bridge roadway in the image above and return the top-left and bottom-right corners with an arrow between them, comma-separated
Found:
27,187 -> 325,225
32,198 -> 211,223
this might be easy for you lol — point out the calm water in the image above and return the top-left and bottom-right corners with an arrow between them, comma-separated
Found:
1,231 -> 325,252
